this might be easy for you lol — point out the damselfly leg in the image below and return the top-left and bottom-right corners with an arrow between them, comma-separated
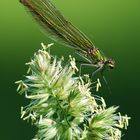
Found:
91,66 -> 104,78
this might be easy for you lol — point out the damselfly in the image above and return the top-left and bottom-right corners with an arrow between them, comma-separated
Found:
20,0 -> 115,76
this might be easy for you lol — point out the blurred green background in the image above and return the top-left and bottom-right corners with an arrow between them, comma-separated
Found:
0,0 -> 139,139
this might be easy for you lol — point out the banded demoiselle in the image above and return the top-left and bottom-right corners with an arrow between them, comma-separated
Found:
20,0 -> 115,76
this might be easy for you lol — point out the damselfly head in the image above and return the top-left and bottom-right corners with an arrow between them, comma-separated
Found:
105,58 -> 115,69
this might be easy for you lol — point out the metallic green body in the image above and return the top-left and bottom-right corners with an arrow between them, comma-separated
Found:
20,0 -> 115,70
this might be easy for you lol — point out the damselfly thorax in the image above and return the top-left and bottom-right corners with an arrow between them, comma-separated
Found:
78,47 -> 115,70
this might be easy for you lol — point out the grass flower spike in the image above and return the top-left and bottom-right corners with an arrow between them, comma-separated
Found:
16,43 -> 130,140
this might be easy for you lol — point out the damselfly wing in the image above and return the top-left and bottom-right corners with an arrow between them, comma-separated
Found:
20,0 -> 115,73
